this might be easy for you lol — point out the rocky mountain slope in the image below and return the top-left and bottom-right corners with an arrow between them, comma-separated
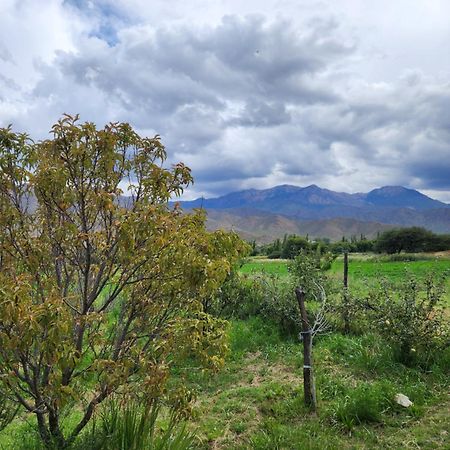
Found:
177,185 -> 450,241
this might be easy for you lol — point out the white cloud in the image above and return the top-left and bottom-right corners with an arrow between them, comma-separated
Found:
0,0 -> 449,201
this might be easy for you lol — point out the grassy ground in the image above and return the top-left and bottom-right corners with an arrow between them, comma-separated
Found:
329,255 -> 450,282
2,253 -> 449,449
182,254 -> 450,448
5,319 -> 448,449
180,318 -> 450,449
329,255 -> 450,306
241,253 -> 450,281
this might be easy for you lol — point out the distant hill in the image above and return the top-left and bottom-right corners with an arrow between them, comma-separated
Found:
205,208 -> 395,243
363,186 -> 446,209
177,185 -> 450,241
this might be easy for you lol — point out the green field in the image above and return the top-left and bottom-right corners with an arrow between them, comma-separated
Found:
330,255 -> 450,281
2,254 -> 449,449
241,254 -> 450,280
241,255 -> 450,297
239,259 -> 290,276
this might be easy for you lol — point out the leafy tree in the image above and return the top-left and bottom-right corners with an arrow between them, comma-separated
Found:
281,235 -> 310,259
289,250 -> 332,301
0,115 -> 246,447
374,227 -> 449,254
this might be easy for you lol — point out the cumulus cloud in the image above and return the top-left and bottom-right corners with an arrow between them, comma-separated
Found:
0,0 -> 449,200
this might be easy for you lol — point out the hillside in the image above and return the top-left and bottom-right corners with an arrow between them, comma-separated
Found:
204,208 -> 394,243
178,185 -> 450,241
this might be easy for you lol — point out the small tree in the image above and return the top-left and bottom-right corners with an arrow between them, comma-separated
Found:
291,252 -> 330,412
281,235 -> 310,259
0,116 -> 246,447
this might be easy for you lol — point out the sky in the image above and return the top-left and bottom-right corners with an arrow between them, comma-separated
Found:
1,0 -> 449,201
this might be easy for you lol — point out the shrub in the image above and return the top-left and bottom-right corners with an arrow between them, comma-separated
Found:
0,116 -> 246,448
205,271 -> 264,319
289,251 -> 334,300
365,274 -> 450,366
257,275 -> 301,336
267,250 -> 282,259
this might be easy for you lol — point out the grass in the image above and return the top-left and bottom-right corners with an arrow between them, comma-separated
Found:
1,253 -> 449,449
239,259 -> 290,276
181,320 -> 450,449
241,253 -> 450,283
241,254 -> 450,304
329,256 -> 450,283
330,254 -> 450,305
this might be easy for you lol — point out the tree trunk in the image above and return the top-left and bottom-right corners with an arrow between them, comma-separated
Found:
295,287 -> 317,412
36,412 -> 50,447
48,409 -> 66,448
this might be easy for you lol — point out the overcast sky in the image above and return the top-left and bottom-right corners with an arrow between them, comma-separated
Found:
1,0 -> 449,201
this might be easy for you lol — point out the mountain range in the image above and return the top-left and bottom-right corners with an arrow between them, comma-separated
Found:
177,185 -> 450,242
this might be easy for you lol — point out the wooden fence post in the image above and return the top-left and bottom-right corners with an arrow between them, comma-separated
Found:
343,251 -> 350,333
295,287 -> 317,412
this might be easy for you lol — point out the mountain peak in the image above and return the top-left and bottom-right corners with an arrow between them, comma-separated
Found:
366,186 -> 445,209
177,183 -> 450,234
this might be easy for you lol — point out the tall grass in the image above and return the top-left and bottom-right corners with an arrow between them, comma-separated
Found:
77,399 -> 196,450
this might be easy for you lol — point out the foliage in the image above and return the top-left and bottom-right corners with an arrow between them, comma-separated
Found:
0,394 -> 17,433
376,253 -> 438,262
281,236 -> 309,259
257,276 -> 301,335
256,252 -> 334,335
258,225 -> 450,258
365,274 -> 450,366
203,271 -> 262,319
214,252 -> 336,335
375,227 -> 450,254
207,271 -> 300,335
289,250 -> 333,301
0,115 -> 246,448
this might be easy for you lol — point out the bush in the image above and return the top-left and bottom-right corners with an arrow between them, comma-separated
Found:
257,275 -> 302,336
267,250 -> 282,259
289,251 -> 333,301
206,268 -> 300,336
204,271 -> 263,319
0,117 -> 247,447
365,274 -> 450,366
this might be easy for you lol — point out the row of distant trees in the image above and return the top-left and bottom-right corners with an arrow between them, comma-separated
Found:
252,227 -> 450,258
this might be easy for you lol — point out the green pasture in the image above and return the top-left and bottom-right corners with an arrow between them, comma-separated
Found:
239,259 -> 290,276
330,256 -> 450,282
241,254 -> 450,284
240,254 -> 450,305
